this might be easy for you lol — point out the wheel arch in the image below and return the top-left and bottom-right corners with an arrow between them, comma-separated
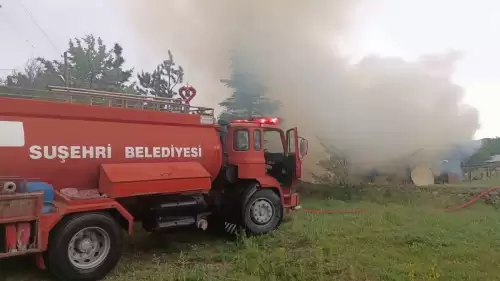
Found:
236,178 -> 282,205
254,176 -> 284,203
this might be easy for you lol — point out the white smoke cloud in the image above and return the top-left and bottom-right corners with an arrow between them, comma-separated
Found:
120,0 -> 480,178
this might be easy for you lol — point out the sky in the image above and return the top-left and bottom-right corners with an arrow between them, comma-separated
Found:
341,0 -> 500,139
0,0 -> 499,139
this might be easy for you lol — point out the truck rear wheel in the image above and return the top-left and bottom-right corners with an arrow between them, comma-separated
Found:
242,189 -> 283,236
45,212 -> 123,281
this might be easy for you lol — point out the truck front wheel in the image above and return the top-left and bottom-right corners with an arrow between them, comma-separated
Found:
45,212 -> 123,281
242,189 -> 283,236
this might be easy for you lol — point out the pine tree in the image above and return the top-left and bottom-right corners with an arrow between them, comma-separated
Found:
136,50 -> 184,98
65,34 -> 133,92
218,52 -> 281,121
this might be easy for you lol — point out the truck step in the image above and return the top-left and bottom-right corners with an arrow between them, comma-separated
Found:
143,215 -> 211,232
157,216 -> 196,229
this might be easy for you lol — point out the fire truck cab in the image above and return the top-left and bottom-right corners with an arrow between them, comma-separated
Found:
212,117 -> 308,233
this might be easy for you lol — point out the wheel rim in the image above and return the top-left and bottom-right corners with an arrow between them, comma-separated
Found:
250,198 -> 274,225
67,227 -> 111,270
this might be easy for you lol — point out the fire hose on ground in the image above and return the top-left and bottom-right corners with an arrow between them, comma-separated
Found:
299,186 -> 500,214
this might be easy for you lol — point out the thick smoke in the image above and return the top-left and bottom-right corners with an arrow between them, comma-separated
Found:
120,1 -> 480,178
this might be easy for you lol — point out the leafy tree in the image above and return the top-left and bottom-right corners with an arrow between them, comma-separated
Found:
136,50 -> 184,98
311,139 -> 365,200
312,139 -> 358,186
218,52 -> 282,121
3,58 -> 64,88
2,34 -> 134,93
466,137 -> 500,166
66,34 -> 133,92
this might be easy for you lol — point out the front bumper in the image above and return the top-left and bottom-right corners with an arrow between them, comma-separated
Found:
284,192 -> 301,215
289,192 -> 300,208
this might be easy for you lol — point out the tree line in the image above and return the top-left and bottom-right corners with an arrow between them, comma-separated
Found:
0,34 -> 281,121
466,137 -> 500,167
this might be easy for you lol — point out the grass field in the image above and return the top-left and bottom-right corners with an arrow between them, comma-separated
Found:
2,184 -> 500,281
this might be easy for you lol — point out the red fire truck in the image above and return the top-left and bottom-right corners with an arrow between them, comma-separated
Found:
0,85 -> 307,281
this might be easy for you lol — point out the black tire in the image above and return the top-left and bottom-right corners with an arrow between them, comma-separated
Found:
45,212 -> 123,281
242,189 -> 283,236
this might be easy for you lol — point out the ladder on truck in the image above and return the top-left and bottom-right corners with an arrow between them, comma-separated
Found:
0,85 -> 214,117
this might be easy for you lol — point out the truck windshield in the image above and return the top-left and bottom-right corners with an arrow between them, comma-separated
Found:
263,130 -> 283,154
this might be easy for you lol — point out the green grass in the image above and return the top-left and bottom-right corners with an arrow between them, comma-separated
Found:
2,187 -> 500,281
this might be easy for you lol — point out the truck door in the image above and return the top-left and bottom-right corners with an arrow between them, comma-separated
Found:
283,127 -> 301,186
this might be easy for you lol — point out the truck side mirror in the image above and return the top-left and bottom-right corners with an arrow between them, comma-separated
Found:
299,137 -> 308,159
